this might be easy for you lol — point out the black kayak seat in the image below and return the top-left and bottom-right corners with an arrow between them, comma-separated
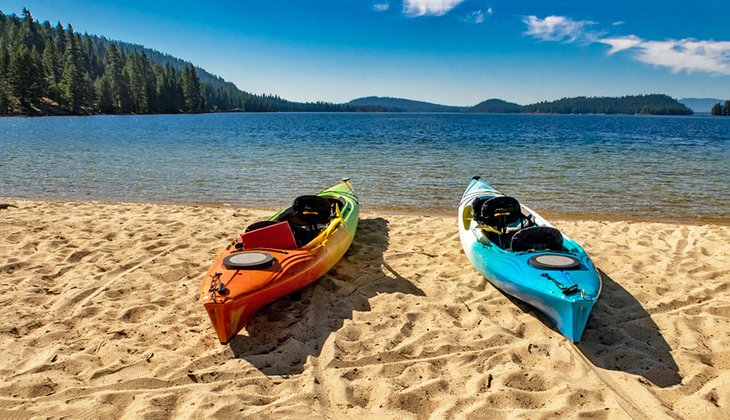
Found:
511,226 -> 564,252
289,195 -> 333,247
474,196 -> 522,230
291,195 -> 332,226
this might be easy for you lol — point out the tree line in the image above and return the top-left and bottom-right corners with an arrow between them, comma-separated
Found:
711,100 -> 730,116
521,94 -> 692,115
0,9 -> 383,116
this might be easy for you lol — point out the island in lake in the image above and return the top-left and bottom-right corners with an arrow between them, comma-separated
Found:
711,100 -> 730,116
0,9 -> 693,117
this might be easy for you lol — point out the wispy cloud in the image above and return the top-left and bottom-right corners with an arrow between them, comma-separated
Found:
373,2 -> 390,12
522,15 -> 595,43
599,35 -> 642,54
611,21 -> 625,26
627,39 -> 730,74
524,15 -> 730,75
464,9 -> 484,24
403,0 -> 464,17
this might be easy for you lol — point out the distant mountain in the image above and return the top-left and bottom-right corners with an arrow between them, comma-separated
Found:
468,98 -> 523,113
679,98 -> 724,113
348,96 -> 466,113
523,94 -> 692,115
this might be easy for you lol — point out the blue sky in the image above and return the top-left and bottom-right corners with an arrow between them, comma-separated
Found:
3,0 -> 729,105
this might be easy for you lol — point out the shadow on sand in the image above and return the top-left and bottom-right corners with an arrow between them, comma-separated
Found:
577,269 -> 681,387
503,268 -> 681,387
229,217 -> 425,375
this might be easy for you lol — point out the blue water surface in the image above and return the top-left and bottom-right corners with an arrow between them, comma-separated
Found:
1,113 -> 728,220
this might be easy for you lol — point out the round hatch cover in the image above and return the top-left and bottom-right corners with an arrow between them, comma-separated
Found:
528,254 -> 581,270
223,252 -> 275,270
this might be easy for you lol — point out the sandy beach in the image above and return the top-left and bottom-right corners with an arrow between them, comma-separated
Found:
0,199 -> 728,419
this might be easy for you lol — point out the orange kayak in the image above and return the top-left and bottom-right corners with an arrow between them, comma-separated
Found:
200,179 -> 359,344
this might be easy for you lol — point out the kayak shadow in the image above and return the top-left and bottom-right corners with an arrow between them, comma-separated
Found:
228,217 -> 425,375
577,269 -> 681,388
503,268 -> 681,387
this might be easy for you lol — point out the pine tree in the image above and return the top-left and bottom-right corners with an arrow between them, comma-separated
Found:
31,45 -> 45,99
60,25 -> 85,111
41,40 -> 60,98
139,53 -> 157,112
21,8 -> 41,51
8,43 -> 41,106
0,43 -> 11,113
94,75 -> 113,113
124,52 -> 157,113
103,44 -> 129,112
0,41 -> 8,82
53,22 -> 66,57
181,64 -> 202,112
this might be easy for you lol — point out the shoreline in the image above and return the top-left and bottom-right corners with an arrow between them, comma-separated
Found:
1,110 -> 707,118
3,196 -> 728,226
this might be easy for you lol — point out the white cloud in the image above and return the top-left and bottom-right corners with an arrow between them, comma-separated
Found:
373,2 -> 389,12
525,15 -> 730,75
464,10 -> 484,24
612,21 -> 625,26
403,0 -> 464,17
487,7 -> 493,15
523,15 -> 595,43
599,35 -> 642,54
631,39 -> 730,74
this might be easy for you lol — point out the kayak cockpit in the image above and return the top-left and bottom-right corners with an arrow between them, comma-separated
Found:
465,195 -> 568,253
237,195 -> 345,250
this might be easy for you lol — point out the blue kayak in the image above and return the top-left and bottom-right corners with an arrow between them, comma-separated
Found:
458,177 -> 601,342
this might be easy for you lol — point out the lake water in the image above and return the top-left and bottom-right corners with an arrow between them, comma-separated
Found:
1,113 -> 728,221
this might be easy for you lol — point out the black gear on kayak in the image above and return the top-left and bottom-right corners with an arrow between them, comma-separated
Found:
474,196 -> 522,234
540,272 -> 580,294
511,226 -> 564,252
289,195 -> 333,247
472,196 -> 523,249
291,195 -> 332,225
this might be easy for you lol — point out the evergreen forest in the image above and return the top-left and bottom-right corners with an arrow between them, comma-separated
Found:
0,9 -> 384,115
521,94 -> 692,115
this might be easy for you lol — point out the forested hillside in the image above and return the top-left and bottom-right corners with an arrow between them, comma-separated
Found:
0,9 -> 279,114
522,94 -> 692,115
348,96 -> 463,112
468,98 -> 523,113
0,9 -> 383,116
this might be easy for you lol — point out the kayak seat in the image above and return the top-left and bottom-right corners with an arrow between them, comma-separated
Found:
511,226 -> 564,252
238,220 -> 298,250
474,196 -> 522,228
291,195 -> 332,225
473,196 -> 524,249
290,195 -> 334,247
